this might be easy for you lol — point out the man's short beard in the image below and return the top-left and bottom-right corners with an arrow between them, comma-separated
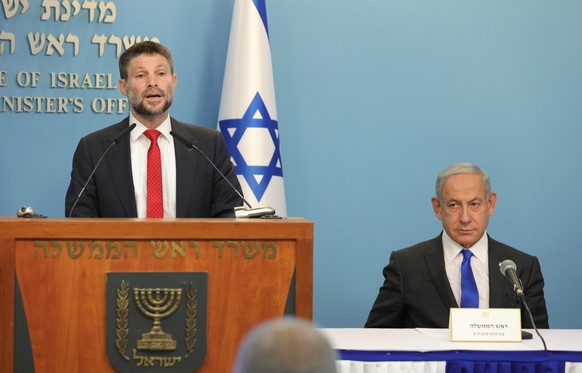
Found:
132,98 -> 173,119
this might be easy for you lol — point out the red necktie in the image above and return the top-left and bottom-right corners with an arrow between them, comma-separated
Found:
144,130 -> 163,218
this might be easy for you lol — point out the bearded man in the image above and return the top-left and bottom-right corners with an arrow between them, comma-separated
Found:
65,41 -> 242,218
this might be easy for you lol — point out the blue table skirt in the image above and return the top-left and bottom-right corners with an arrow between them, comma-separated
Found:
338,350 -> 582,373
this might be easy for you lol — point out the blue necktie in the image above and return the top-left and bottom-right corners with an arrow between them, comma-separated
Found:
460,249 -> 479,308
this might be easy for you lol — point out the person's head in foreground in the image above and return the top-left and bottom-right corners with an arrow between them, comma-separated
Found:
233,317 -> 338,373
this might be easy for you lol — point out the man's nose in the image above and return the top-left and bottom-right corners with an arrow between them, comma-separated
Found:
459,206 -> 471,223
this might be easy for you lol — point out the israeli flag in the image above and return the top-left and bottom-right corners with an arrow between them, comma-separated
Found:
218,0 -> 287,217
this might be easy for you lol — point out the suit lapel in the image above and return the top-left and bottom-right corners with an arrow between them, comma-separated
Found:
106,119 -> 137,217
172,120 -> 198,218
488,237 -> 514,307
425,235 -> 459,308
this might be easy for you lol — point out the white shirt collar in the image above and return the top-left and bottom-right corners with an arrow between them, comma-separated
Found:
442,230 -> 489,265
128,113 -> 172,143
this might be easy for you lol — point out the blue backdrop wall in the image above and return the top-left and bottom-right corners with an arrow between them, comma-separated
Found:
2,0 -> 581,329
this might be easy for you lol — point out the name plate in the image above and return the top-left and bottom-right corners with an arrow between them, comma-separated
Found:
449,308 -> 522,342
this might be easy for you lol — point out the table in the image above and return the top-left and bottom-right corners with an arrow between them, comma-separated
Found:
320,329 -> 582,373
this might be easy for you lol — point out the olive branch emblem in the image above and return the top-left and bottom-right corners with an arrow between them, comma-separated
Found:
184,283 -> 197,358
114,280 -> 198,361
115,280 -> 130,361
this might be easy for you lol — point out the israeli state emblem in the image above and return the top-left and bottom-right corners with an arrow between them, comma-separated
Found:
106,272 -> 207,372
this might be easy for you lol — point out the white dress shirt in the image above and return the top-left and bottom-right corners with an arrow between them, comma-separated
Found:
129,114 -> 177,218
442,230 -> 490,308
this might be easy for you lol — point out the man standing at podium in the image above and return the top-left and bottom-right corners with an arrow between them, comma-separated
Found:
365,163 -> 549,329
65,41 -> 243,218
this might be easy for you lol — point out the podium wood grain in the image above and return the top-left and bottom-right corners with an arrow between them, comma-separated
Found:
0,218 -> 313,373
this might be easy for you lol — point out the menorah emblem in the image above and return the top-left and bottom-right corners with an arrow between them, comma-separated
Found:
133,287 -> 183,351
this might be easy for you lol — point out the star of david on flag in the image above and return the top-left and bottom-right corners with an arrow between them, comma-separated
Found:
218,0 -> 287,216
219,92 -> 283,202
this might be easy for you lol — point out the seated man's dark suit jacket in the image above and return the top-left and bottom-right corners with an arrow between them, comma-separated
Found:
365,234 -> 549,329
65,117 -> 243,218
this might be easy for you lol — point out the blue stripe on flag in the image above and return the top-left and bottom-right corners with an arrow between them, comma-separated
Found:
252,0 -> 269,37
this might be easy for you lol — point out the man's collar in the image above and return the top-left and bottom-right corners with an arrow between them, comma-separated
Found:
442,230 -> 488,263
129,114 -> 172,142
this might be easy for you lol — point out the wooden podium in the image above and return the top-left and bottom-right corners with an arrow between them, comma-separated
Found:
0,217 -> 313,373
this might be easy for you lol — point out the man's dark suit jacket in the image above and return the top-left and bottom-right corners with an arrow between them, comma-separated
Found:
65,117 -> 243,218
365,234 -> 549,329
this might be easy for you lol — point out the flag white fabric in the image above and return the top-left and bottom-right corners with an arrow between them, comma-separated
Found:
218,0 -> 287,217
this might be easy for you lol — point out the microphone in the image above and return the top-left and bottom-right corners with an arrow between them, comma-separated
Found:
499,259 -> 525,300
499,259 -> 547,349
170,130 -> 276,219
68,123 -> 136,218
17,206 -> 47,218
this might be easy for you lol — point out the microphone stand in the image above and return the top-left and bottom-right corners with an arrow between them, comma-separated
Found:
170,130 -> 278,219
517,292 -> 547,351
500,260 -> 547,350
69,123 -> 136,218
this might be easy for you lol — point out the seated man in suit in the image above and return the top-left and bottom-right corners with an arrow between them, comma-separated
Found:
232,317 -> 338,373
365,162 -> 549,328
65,41 -> 243,218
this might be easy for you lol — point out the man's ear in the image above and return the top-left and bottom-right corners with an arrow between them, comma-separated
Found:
487,192 -> 497,216
119,78 -> 127,96
431,197 -> 443,220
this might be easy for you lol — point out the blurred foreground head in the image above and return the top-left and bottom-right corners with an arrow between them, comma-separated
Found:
233,317 -> 338,373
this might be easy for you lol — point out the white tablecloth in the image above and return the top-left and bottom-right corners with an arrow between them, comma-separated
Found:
319,329 -> 582,373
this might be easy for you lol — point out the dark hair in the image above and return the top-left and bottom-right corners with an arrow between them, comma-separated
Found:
118,41 -> 174,79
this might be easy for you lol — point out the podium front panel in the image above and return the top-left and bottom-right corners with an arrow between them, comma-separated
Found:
0,218 -> 313,373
